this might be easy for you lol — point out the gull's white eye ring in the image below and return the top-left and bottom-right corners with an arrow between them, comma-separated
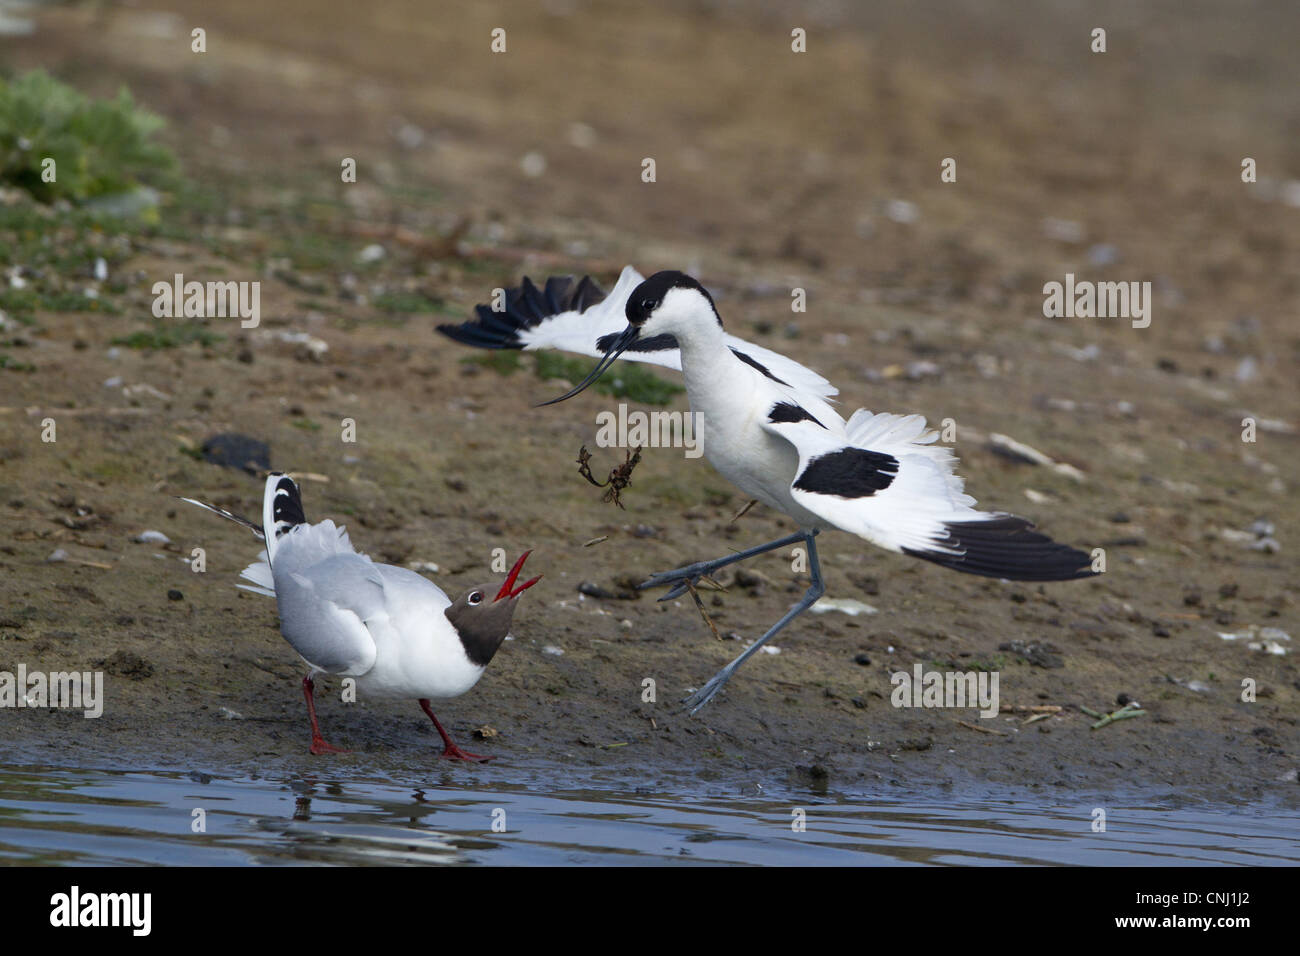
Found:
469,591 -> 484,606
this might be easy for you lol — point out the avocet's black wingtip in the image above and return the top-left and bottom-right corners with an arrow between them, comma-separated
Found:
903,516 -> 1098,582
434,274 -> 609,350
436,321 -> 525,350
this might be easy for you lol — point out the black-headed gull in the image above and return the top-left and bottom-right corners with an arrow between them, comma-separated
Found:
439,268 -> 1096,712
180,473 -> 540,760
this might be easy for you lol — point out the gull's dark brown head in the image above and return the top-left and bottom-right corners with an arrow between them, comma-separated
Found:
444,551 -> 540,667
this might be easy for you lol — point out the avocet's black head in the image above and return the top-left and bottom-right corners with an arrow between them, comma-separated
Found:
538,270 -> 721,406
625,270 -> 721,328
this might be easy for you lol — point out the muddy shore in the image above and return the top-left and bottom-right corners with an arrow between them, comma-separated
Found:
0,0 -> 1296,804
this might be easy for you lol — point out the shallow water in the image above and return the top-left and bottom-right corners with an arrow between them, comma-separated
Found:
0,763 -> 1295,866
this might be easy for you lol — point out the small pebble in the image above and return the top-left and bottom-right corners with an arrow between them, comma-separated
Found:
520,151 -> 547,177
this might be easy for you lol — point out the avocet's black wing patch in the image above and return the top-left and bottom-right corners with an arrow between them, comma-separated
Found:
903,516 -> 1097,581
768,401 -> 826,429
793,447 -> 898,497
763,409 -> 1098,581
730,347 -> 790,387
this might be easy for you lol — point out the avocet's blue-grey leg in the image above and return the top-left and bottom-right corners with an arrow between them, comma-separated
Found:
681,530 -> 824,713
638,529 -> 810,602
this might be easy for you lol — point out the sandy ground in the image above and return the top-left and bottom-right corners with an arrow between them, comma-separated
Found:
0,0 -> 1296,802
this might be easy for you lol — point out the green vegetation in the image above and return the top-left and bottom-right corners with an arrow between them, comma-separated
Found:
0,352 -> 35,372
929,656 -> 1008,673
533,353 -> 685,405
373,290 -> 443,314
110,324 -> 223,350
460,350 -> 685,405
0,70 -> 178,203
460,351 -> 523,376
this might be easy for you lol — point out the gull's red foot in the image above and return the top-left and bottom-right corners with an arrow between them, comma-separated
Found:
420,698 -> 493,763
309,737 -> 351,756
439,744 -> 494,763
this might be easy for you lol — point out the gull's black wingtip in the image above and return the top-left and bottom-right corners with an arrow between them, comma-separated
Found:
435,274 -> 608,351
903,516 -> 1098,582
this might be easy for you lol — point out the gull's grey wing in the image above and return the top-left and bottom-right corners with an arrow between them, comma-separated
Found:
272,553 -> 385,675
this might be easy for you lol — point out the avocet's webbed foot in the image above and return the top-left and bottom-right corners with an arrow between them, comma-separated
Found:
677,532 -> 826,714
681,665 -> 740,714
638,530 -> 811,602
639,562 -> 726,602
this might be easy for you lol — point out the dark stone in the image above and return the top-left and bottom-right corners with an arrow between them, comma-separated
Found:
201,433 -> 271,474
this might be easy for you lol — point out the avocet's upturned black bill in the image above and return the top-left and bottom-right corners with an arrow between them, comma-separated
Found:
537,324 -> 639,406
439,267 -> 1097,713
179,473 -> 540,760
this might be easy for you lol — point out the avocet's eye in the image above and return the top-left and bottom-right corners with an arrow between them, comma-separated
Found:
469,591 -> 484,606
640,298 -> 655,312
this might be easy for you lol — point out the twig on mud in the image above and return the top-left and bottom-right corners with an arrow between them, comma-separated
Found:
582,536 -> 608,548
729,499 -> 759,525
999,704 -> 1063,714
0,406 -> 151,416
684,580 -> 724,642
576,445 -> 643,509
956,719 -> 1007,736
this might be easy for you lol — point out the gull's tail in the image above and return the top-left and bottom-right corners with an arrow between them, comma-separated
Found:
178,472 -> 310,598
260,472 -> 307,564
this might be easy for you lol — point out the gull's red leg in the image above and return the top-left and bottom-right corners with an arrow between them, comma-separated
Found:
419,699 -> 493,762
303,675 -> 350,755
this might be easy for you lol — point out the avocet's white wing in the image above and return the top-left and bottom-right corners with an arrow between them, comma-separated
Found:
759,402 -> 1096,580
437,266 -> 837,403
